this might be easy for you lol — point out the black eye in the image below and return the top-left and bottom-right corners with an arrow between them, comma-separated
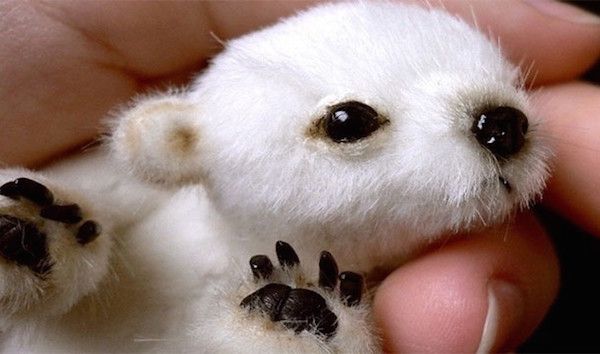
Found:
322,101 -> 386,143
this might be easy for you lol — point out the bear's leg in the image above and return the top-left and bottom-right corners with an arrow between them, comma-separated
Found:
0,170 -> 112,330
193,241 -> 380,353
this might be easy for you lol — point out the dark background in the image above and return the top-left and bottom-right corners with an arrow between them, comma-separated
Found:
520,1 -> 599,352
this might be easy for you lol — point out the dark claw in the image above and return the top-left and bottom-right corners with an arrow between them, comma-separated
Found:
0,178 -> 54,206
0,215 -> 51,274
250,255 -> 274,280
339,271 -> 364,307
76,220 -> 101,245
40,204 -> 82,224
318,251 -> 338,290
275,241 -> 300,268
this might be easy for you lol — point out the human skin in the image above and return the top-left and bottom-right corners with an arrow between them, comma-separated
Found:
1,0 -> 599,352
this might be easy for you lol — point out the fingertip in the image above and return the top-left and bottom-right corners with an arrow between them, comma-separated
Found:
374,258 -> 488,352
438,0 -> 600,84
374,214 -> 559,353
534,82 -> 600,236
478,279 -> 526,353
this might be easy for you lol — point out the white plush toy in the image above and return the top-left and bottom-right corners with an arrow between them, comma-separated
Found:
0,2 -> 549,353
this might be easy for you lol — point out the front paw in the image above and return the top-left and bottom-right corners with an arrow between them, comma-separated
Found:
0,175 -> 111,327
240,241 -> 364,340
193,241 -> 379,353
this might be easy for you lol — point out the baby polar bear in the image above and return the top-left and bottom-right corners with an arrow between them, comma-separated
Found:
0,2 -> 549,353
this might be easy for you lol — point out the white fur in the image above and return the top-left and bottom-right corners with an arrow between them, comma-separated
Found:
0,2 -> 549,353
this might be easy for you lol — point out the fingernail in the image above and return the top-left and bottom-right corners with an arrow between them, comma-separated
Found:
476,280 -> 525,354
524,0 -> 600,25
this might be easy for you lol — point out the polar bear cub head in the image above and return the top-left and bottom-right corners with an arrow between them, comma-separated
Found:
111,2 -> 549,244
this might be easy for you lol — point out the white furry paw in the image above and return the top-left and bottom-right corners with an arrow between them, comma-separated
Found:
194,241 -> 380,353
0,173 -> 111,329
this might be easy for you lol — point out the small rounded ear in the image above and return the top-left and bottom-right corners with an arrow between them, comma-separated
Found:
110,94 -> 205,186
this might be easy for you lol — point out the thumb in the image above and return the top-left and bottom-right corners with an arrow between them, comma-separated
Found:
374,212 -> 559,353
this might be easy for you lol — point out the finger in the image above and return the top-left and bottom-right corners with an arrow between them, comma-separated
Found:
201,1 -> 600,85
42,0 -> 600,83
205,0 -> 599,85
3,1 -> 598,166
30,1 -> 319,79
1,0 -> 143,166
374,213 -> 559,353
436,0 -> 600,85
534,82 -> 600,236
0,1 -> 320,166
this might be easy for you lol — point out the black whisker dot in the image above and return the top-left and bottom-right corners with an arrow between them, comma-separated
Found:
499,176 -> 512,192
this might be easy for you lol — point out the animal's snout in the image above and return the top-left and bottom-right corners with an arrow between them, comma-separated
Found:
472,106 -> 528,159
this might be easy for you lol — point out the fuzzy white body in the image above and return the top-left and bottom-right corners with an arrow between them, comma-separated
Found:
0,2 -> 548,353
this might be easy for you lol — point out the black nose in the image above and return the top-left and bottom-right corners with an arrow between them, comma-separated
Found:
472,106 -> 528,158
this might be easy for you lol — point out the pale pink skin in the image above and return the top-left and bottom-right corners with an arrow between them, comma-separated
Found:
1,1 -> 599,352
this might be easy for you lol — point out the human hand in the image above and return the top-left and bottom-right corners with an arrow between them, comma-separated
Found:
1,1 -> 318,166
374,1 -> 600,352
1,0 -> 599,352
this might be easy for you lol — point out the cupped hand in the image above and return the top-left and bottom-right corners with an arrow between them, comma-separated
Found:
2,1 -> 599,352
375,1 -> 599,352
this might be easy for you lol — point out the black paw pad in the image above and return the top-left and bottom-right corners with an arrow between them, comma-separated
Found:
0,215 -> 51,274
0,178 -> 54,206
281,289 -> 338,337
240,284 -> 338,339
